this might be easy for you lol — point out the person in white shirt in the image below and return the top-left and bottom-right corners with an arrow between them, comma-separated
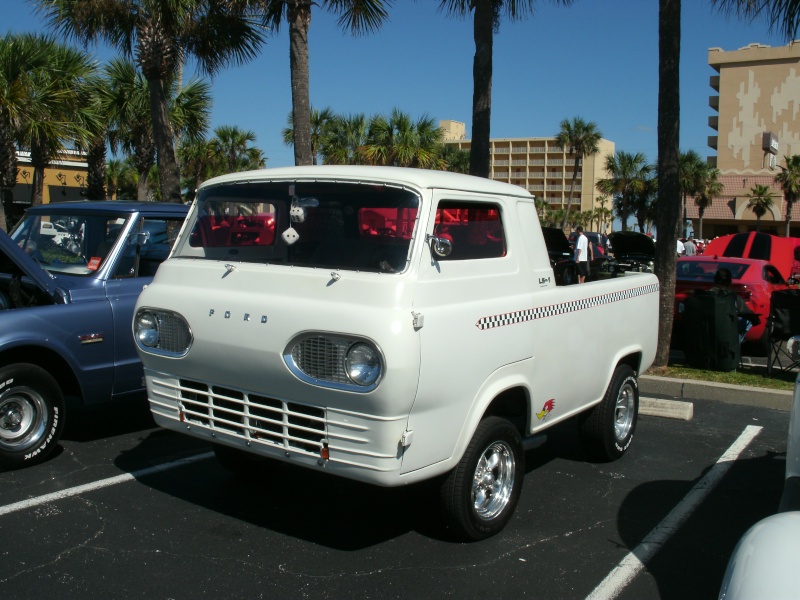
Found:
677,238 -> 685,256
574,225 -> 589,283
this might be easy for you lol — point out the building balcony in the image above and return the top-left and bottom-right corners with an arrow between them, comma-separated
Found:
547,160 -> 564,166
511,159 -> 528,166
709,75 -> 720,92
529,171 -> 545,178
511,146 -> 527,153
529,159 -> 545,166
493,160 -> 509,166
708,135 -> 718,150
708,115 -> 719,130
531,147 -> 546,153
709,95 -> 719,110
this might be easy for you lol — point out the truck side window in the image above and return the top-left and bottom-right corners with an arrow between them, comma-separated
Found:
434,201 -> 506,260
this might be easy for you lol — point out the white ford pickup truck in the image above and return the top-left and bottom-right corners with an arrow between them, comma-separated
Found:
134,166 -> 659,540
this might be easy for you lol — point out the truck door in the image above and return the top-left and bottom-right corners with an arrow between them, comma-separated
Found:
402,194 -> 536,473
105,215 -> 183,395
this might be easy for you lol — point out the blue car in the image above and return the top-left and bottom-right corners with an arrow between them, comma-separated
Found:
0,201 -> 189,469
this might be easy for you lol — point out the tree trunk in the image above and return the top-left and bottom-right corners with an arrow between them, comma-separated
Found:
289,2 -> 313,166
30,140 -> 47,206
137,170 -> 150,201
87,138 -> 107,200
786,200 -> 793,237
0,121 -> 16,231
469,0 -> 493,179
148,77 -> 182,203
653,0 -> 681,368
561,157 -> 581,230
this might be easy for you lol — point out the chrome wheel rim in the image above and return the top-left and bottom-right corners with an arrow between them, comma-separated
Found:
472,440 -> 515,520
614,380 -> 636,442
0,387 -> 47,451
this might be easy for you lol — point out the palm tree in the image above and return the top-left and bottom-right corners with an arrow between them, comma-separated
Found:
555,117 -> 602,230
102,57 -> 211,201
283,107 -> 335,166
775,155 -> 800,237
260,1 -> 391,166
361,109 -> 445,169
439,144 -> 470,174
15,39 -> 99,206
38,0 -> 265,203
711,0 -> 800,40
179,138 -> 218,198
678,149 -> 706,238
632,173 -> 658,233
596,151 -> 652,231
105,158 -> 127,200
439,0 -> 573,177
320,113 -> 369,165
695,165 -> 723,239
652,0 -> 682,367
211,125 -> 265,174
746,184 -> 776,232
0,33 -> 51,230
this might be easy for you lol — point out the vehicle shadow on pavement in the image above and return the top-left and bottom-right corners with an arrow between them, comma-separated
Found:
117,418 -> 589,549
62,395 -> 155,443
614,451 -> 784,599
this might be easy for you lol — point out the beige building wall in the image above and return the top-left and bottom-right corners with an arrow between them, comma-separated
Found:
692,41 -> 800,238
441,126 -> 615,216
708,41 -> 800,173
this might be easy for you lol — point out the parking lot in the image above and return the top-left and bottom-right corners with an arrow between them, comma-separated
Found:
0,393 -> 789,600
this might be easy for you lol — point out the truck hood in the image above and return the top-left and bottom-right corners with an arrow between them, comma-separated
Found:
609,231 -> 655,258
0,229 -> 61,297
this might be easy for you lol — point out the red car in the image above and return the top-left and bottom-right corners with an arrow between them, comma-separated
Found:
674,256 -> 793,349
704,231 -> 800,282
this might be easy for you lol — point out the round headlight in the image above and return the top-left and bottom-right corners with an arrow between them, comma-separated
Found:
345,343 -> 382,387
136,311 -> 159,347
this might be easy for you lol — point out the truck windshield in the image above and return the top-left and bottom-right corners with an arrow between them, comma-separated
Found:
10,213 -> 132,276
175,180 -> 420,273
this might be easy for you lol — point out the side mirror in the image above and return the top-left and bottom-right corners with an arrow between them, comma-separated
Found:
426,233 -> 452,258
136,230 -> 151,245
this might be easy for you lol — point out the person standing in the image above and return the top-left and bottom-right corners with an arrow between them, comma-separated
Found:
574,225 -> 589,283
684,237 -> 697,256
677,238 -> 685,256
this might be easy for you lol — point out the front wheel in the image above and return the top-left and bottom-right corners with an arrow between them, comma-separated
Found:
440,417 -> 524,541
0,364 -> 65,469
578,364 -> 638,462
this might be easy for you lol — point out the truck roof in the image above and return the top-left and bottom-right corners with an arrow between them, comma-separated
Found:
198,166 -> 534,200
24,200 -> 189,218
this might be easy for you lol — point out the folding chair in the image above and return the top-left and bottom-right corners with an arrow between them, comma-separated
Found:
766,289 -> 800,376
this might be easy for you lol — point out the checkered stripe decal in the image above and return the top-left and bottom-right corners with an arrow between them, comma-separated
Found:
476,282 -> 660,330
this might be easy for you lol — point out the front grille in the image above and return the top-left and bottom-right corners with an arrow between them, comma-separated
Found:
156,312 -> 192,353
291,336 -> 351,384
178,379 -> 326,454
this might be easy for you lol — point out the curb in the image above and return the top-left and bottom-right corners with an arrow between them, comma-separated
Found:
640,374 -> 793,412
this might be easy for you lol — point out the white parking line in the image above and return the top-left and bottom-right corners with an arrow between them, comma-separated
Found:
586,424 -> 763,600
0,452 -> 213,517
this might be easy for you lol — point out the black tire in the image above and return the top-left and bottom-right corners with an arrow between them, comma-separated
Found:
440,416 -> 524,541
579,364 -> 638,462
0,364 -> 65,469
213,443 -> 277,477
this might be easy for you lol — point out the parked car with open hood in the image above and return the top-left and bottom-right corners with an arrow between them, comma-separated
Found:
541,227 -> 577,285
0,201 -> 189,469
704,231 -> 800,282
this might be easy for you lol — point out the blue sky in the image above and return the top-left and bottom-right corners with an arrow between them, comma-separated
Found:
2,0 -> 791,168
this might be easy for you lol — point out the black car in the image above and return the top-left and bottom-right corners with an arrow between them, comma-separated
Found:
541,227 -> 577,285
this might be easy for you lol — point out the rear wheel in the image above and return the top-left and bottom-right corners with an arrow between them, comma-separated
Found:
440,417 -> 524,541
0,364 -> 65,469
579,364 -> 638,462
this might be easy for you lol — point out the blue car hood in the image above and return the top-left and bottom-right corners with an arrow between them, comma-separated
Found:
0,228 -> 62,298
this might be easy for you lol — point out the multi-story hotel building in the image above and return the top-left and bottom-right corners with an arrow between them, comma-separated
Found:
690,40 -> 800,238
440,120 -> 615,219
